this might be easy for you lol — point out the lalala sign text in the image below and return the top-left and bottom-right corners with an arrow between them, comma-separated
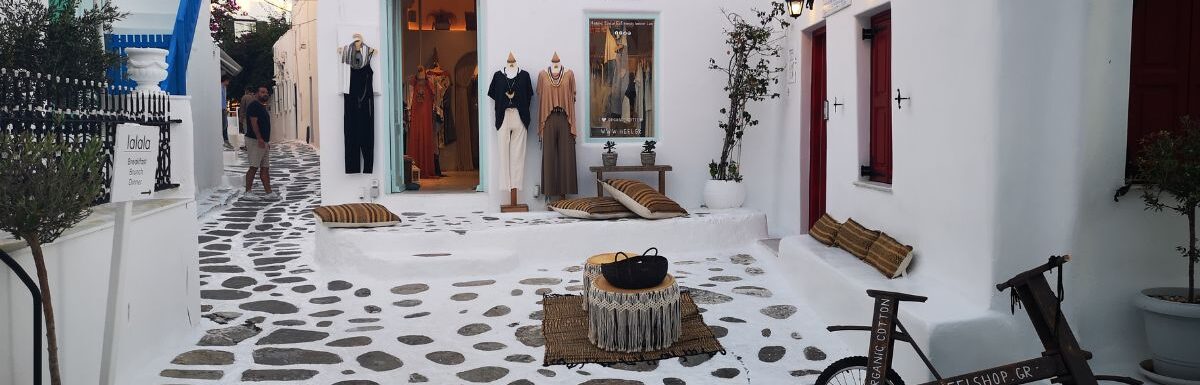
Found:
110,124 -> 159,202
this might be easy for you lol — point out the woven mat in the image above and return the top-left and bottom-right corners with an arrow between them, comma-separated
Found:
542,293 -> 725,367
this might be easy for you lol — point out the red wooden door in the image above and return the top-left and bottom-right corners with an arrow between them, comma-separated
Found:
808,28 -> 827,230
869,11 -> 893,184
1128,0 -> 1196,173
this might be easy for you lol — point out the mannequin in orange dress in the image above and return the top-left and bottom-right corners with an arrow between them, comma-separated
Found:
406,66 -> 438,178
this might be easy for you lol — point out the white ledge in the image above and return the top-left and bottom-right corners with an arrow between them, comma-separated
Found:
853,180 -> 894,193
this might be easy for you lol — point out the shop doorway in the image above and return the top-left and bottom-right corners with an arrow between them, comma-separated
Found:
392,0 -> 480,193
807,27 -> 827,230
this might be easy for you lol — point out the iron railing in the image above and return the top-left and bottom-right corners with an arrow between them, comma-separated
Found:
0,68 -> 177,204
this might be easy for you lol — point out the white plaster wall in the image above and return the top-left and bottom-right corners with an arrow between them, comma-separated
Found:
189,4 -> 229,200
0,200 -> 201,385
314,0 -> 805,236
293,0 -> 320,146
274,28 -> 301,142
790,0 -> 1002,308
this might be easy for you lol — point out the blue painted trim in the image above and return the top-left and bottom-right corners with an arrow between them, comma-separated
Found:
475,0 -> 488,192
164,0 -> 201,95
104,34 -> 173,92
382,0 -> 400,193
581,12 -> 661,145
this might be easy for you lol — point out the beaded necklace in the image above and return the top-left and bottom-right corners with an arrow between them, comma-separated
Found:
547,66 -> 564,87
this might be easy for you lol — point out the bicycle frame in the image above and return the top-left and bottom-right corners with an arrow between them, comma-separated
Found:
826,256 -> 1141,385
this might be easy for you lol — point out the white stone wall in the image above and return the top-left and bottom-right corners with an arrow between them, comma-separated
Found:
312,0 -> 805,234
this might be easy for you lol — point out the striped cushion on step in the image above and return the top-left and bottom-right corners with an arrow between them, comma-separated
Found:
549,197 -> 636,219
809,214 -> 842,246
313,203 -> 401,228
865,232 -> 915,278
833,218 -> 880,260
601,179 -> 688,219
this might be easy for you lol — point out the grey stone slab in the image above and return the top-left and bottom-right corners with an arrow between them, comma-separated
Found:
759,346 -> 786,363
240,369 -> 319,381
160,369 -> 224,380
473,342 -> 506,351
326,336 -> 373,347
397,335 -> 434,345
804,346 -> 827,361
201,289 -> 252,300
711,368 -> 741,378
682,287 -> 733,304
256,328 -> 329,345
252,347 -> 342,365
453,279 -> 496,287
458,323 -> 492,336
426,350 -> 466,365
198,325 -> 261,346
732,286 -> 773,298
760,305 -> 797,319
504,354 -> 536,363
519,278 -> 562,285
515,325 -> 544,347
483,305 -> 511,317
357,351 -> 403,372
391,283 -> 430,295
456,366 -> 510,383
239,300 -> 299,314
170,349 -> 235,365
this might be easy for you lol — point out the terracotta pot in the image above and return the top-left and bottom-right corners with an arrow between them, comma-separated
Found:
1134,287 -> 1200,380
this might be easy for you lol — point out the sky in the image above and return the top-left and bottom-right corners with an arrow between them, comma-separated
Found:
237,0 -> 291,20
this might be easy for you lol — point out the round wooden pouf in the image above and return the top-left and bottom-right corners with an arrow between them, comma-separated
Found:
587,274 -> 682,353
582,252 -> 636,311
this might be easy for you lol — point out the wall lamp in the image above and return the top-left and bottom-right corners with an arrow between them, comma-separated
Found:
787,0 -> 814,18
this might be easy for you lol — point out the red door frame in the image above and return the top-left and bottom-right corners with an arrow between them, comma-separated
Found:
869,10 -> 893,184
808,27 -> 827,230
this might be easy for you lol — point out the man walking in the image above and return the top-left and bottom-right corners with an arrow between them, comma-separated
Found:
220,74 -> 232,149
238,86 -> 256,137
244,85 -> 280,201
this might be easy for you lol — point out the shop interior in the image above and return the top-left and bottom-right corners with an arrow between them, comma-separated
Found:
398,0 -> 480,192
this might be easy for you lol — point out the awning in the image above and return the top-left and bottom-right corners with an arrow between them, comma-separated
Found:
219,48 -> 242,76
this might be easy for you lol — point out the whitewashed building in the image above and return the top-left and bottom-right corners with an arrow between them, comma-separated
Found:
287,0 -> 1193,381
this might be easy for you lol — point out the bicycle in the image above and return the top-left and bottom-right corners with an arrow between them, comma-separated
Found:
816,255 -> 1142,385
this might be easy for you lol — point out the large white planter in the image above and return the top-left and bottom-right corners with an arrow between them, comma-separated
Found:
703,180 -> 746,209
124,48 -> 169,93
1134,287 -> 1200,380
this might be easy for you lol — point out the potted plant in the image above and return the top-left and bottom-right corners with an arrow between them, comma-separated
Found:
703,2 -> 789,209
1129,116 -> 1200,381
641,140 -> 657,166
602,141 -> 618,167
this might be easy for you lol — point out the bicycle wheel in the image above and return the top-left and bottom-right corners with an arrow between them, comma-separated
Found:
815,356 -> 906,385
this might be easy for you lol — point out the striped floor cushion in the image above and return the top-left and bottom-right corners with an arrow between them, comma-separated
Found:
809,214 -> 842,246
601,179 -> 688,219
865,232 -> 915,278
549,197 -> 636,219
313,203 -> 401,228
833,218 -> 880,260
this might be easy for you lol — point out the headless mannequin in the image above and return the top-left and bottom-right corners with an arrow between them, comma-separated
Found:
549,52 -> 566,201
501,52 -> 527,211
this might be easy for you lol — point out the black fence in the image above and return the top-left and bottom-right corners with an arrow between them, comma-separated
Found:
0,68 -> 177,204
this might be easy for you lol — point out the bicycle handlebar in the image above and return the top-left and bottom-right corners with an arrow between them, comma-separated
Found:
996,255 -> 1071,292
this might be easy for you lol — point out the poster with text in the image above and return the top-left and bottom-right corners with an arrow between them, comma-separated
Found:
588,17 -> 655,139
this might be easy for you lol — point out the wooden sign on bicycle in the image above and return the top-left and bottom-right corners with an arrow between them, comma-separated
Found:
818,255 -> 1142,385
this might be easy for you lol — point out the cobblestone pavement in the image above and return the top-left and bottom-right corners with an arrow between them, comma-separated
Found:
157,141 -> 844,384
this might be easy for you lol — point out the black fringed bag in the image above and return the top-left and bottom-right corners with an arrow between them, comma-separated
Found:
601,247 -> 668,290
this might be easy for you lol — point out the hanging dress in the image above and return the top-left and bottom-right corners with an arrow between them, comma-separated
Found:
407,77 -> 437,177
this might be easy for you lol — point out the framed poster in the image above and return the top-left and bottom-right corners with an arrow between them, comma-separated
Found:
586,15 -> 657,141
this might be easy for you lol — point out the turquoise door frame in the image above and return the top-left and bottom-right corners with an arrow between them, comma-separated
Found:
380,0 -> 488,193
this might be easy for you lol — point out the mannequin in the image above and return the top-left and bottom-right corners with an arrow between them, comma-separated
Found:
406,65 -> 437,179
488,52 -> 534,212
340,32 -> 378,174
426,50 -> 453,176
537,51 -> 578,201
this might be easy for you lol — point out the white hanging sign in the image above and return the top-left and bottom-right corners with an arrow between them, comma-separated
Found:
110,124 -> 159,202
824,0 -> 852,18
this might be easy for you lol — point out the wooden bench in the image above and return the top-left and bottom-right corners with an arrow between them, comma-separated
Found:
589,165 -> 673,197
